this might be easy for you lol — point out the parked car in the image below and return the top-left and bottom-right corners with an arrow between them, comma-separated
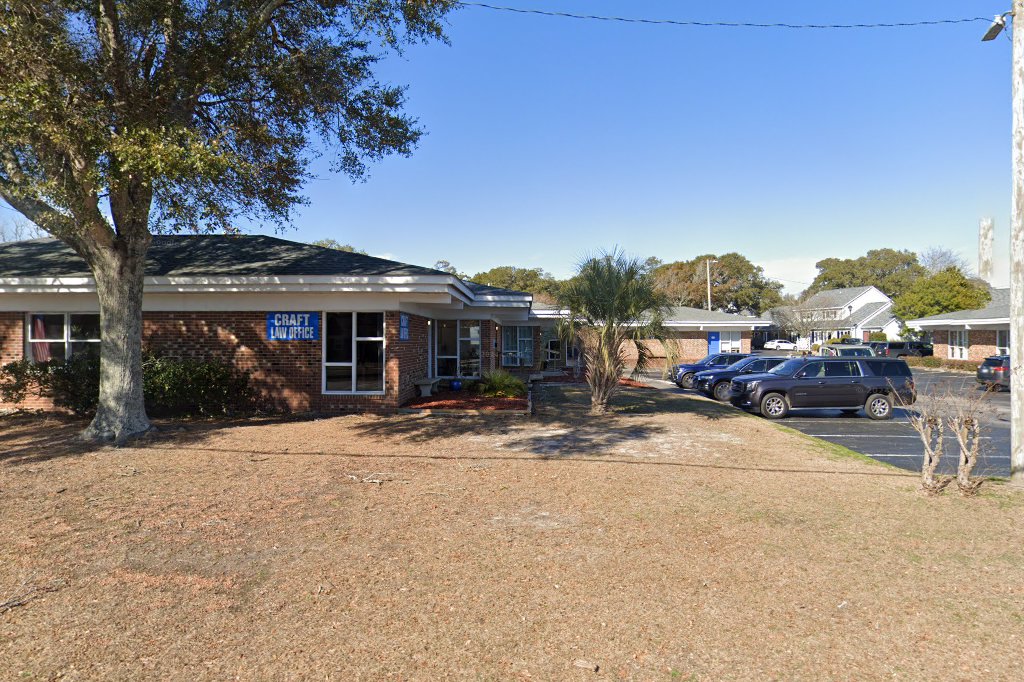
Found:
763,339 -> 797,351
875,341 -> 933,358
729,357 -> 915,420
819,345 -> 875,357
694,356 -> 789,402
977,355 -> 1011,391
672,353 -> 750,389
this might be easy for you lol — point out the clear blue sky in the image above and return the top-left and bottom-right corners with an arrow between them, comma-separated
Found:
11,1 -> 1016,293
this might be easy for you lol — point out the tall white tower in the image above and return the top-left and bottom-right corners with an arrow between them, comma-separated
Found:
979,217 -> 995,283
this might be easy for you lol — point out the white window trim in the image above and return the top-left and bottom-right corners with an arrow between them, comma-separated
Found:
997,329 -> 1010,356
502,326 -> 534,367
322,312 -> 387,395
948,330 -> 969,360
435,320 -> 482,378
719,330 -> 742,353
25,312 -> 101,361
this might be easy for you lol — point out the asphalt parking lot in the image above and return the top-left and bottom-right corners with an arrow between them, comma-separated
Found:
647,368 -> 1012,478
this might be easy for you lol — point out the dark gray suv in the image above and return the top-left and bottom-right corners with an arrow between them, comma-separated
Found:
729,357 -> 915,420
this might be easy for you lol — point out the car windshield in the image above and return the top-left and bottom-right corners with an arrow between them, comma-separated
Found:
769,358 -> 805,376
726,357 -> 757,371
694,354 -> 714,364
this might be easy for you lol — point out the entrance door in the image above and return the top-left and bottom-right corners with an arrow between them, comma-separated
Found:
707,332 -> 720,355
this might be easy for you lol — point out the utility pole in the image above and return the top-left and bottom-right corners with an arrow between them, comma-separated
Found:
1012,0 -> 1024,486
983,7 -> 1023,484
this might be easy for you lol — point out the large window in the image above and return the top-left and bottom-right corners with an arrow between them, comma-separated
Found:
323,312 -> 385,393
28,313 -> 100,362
997,329 -> 1010,355
502,326 -> 534,367
949,330 -> 969,360
435,321 -> 481,378
719,331 -> 741,353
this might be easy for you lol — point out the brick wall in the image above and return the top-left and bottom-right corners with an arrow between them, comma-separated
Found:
2,310 -> 432,414
0,312 -> 55,411
930,328 -> 1002,363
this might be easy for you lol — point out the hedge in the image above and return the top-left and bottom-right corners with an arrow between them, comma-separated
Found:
903,356 -> 978,373
0,353 -> 254,417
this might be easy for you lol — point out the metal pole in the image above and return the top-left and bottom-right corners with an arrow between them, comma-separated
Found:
1012,0 -> 1024,485
706,258 -> 712,311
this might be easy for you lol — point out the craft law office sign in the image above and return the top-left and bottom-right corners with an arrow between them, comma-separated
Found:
266,312 -> 320,341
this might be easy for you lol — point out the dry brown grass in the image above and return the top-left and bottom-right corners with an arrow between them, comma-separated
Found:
2,386 -> 1024,680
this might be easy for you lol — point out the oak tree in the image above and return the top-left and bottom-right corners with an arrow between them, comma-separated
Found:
0,0 -> 454,441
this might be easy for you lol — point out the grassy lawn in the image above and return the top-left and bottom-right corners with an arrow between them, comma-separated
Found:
2,386 -> 1024,680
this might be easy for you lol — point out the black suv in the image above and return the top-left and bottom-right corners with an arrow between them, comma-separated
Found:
672,353 -> 750,389
694,356 -> 789,402
977,355 -> 1011,391
729,357 -> 915,420
875,341 -> 933,358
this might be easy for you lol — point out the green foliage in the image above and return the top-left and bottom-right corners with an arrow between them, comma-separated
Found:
474,370 -> 527,398
805,249 -> 926,300
0,0 -> 456,237
904,355 -> 974,371
868,331 -> 889,342
469,266 -> 563,301
143,356 -> 254,416
557,249 -> 670,414
825,337 -> 856,345
811,343 -> 821,353
892,268 -> 991,322
652,252 -> 783,315
310,239 -> 366,254
0,355 -> 253,417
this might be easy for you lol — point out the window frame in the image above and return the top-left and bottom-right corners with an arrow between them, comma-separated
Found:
321,311 -> 386,395
948,329 -> 969,360
25,312 -> 101,362
997,329 -> 1010,356
502,325 -> 535,367
434,320 -> 482,378
719,330 -> 742,353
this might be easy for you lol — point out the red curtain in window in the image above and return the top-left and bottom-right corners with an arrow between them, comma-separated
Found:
31,317 -> 51,362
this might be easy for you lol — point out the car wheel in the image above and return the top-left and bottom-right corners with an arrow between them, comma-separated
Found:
713,381 -> 732,402
680,372 -> 696,389
760,392 -> 789,419
865,393 -> 893,420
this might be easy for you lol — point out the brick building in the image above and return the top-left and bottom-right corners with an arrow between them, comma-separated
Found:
533,304 -> 771,367
908,288 -> 1010,362
0,235 -> 544,412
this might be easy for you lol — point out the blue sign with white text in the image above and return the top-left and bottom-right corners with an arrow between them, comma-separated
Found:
266,312 -> 320,341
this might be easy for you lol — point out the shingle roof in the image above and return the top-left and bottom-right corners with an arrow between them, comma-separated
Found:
463,281 -> 531,297
848,301 -> 890,326
859,306 -> 897,329
911,288 -> 1009,323
800,286 -> 875,309
0,235 -> 451,279
664,306 -> 770,324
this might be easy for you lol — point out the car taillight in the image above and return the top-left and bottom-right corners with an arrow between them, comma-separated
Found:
995,366 -> 1006,373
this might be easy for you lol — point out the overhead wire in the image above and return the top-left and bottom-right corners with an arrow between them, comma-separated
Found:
456,2 -> 995,31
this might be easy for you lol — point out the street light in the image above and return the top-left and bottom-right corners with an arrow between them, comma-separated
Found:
982,3 -> 1024,485
705,258 -> 718,311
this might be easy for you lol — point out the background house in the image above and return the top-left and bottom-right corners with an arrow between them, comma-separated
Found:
771,286 -> 901,348
908,288 -> 1009,361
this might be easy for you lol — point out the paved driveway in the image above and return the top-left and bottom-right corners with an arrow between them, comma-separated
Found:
646,368 -> 1011,477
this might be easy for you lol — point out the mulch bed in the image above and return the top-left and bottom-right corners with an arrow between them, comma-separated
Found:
404,390 -> 527,411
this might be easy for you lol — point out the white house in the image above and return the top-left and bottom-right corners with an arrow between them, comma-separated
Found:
772,286 -> 902,349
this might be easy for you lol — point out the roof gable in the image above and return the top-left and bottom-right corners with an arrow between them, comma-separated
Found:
800,286 -> 876,310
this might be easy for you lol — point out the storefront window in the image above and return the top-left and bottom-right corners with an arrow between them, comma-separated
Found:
948,330 -> 969,360
28,313 -> 100,362
436,321 -> 481,378
323,312 -> 385,393
997,329 -> 1010,355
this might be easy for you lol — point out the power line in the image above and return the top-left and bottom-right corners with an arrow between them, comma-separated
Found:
457,2 -> 993,31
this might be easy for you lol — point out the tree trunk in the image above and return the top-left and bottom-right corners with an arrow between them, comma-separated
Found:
81,240 -> 152,443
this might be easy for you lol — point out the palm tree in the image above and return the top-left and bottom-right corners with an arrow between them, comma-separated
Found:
556,250 -> 670,414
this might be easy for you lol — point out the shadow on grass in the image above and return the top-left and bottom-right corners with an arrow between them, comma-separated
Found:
0,411 -> 318,466
351,384 -> 751,459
